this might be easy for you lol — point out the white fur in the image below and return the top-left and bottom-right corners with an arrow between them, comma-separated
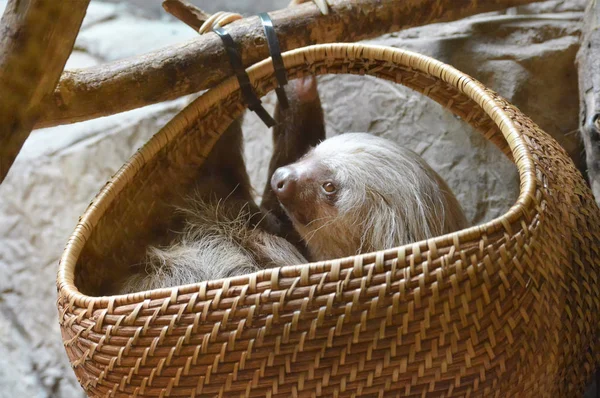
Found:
119,200 -> 306,293
292,133 -> 468,260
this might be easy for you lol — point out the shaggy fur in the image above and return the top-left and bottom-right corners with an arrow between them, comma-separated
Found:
276,133 -> 469,261
119,196 -> 306,293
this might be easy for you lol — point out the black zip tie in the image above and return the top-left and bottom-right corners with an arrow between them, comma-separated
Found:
214,26 -> 276,127
258,12 -> 289,109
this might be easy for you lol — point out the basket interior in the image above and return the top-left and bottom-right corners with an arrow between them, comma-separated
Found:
66,45 -> 524,298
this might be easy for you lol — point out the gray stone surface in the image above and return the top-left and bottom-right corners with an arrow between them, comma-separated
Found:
0,0 -> 592,397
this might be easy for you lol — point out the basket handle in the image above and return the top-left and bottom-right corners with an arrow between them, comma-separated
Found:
214,26 -> 277,127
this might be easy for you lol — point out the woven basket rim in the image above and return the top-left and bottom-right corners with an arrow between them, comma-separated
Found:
56,43 -> 535,308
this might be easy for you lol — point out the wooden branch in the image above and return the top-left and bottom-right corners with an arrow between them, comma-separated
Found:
577,0 -> 600,205
162,0 -> 210,32
0,0 -> 90,183
36,0 -> 543,129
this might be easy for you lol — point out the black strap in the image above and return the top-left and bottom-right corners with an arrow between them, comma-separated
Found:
259,12 -> 289,109
214,26 -> 276,127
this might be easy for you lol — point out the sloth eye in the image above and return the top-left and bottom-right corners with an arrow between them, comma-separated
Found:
322,182 -> 336,194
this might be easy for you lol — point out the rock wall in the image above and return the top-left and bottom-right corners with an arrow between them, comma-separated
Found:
0,1 -> 591,396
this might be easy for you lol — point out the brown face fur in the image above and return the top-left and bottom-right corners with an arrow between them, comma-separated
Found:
271,156 -> 338,228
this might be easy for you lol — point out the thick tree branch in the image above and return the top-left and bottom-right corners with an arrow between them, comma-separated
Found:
0,0 -> 90,182
577,0 -> 600,204
35,0 -> 543,129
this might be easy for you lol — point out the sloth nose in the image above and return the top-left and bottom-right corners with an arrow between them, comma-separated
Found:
271,167 -> 297,203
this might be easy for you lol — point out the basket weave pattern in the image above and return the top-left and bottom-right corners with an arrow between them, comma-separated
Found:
57,44 -> 600,397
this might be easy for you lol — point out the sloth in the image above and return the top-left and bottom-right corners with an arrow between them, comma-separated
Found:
270,132 -> 468,261
119,76 -> 468,293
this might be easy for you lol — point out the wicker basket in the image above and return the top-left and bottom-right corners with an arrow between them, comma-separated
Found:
57,43 -> 600,397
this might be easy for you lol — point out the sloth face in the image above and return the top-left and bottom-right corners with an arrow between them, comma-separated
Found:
271,154 -> 339,230
271,132 -> 402,235
271,132 -> 403,259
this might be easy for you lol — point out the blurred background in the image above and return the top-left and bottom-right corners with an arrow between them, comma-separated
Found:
0,0 -> 591,396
